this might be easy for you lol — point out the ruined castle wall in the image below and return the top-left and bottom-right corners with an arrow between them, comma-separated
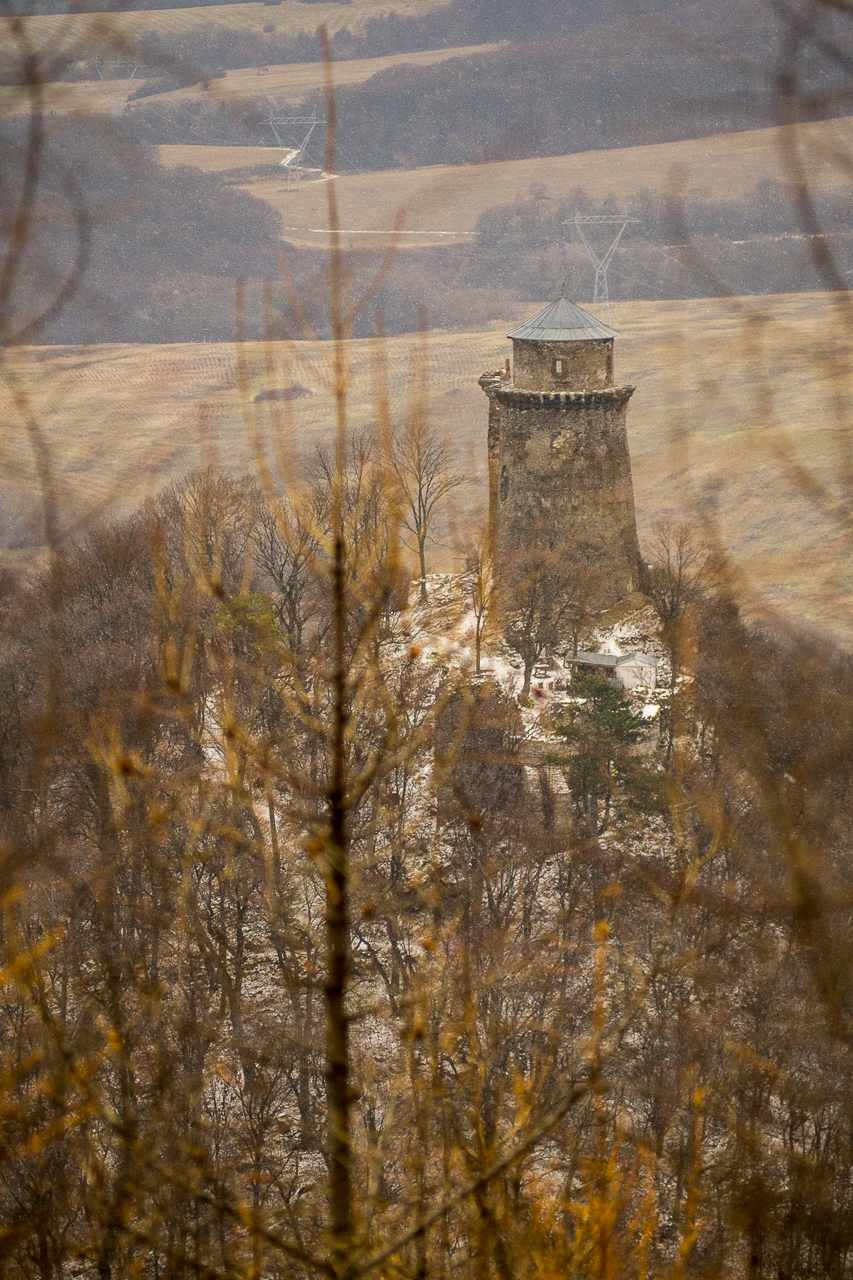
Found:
483,384 -> 640,601
512,337 -> 613,391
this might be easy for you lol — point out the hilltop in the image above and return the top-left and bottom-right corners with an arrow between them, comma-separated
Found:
0,45 -> 505,118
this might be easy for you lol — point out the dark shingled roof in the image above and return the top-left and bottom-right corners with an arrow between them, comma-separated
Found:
507,297 -> 617,342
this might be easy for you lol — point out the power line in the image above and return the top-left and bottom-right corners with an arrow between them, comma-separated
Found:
564,212 -> 640,323
281,226 -> 476,237
268,111 -> 324,190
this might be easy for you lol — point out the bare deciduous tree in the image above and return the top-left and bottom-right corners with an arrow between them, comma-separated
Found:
643,520 -> 712,758
503,543 -> 606,700
391,410 -> 465,601
466,540 -> 497,675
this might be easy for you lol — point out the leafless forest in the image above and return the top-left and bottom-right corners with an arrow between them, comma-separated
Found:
3,1 -> 853,1277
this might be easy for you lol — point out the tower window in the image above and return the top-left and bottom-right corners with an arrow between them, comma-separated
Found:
552,357 -> 567,379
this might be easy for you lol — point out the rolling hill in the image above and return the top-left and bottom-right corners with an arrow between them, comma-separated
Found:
138,42 -> 505,109
157,115 -> 853,247
11,0 -> 448,52
4,292 -> 852,641
0,44 -> 504,118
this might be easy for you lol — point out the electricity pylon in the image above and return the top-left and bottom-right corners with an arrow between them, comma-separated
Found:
268,111 -> 324,189
565,212 -> 640,323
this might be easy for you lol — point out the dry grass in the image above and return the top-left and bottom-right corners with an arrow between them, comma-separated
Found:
158,141 -> 310,170
13,0 -> 448,60
4,291 -> 853,639
0,44 -> 503,120
154,116 -> 853,246
142,42 -> 504,109
0,76 -> 141,116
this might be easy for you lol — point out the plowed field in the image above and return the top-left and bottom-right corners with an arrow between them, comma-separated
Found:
13,0 -> 448,53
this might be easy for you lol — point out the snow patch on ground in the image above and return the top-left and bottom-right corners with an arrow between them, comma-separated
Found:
397,576 -> 671,747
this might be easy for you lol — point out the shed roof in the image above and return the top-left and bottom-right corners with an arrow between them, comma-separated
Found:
507,297 -> 618,342
573,651 -> 619,668
570,651 -> 659,668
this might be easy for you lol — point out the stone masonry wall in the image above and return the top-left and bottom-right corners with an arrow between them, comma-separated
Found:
480,378 -> 640,603
512,337 -> 613,391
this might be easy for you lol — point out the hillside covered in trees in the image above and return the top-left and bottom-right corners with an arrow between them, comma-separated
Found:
0,115 -> 289,345
1,454 -> 853,1278
121,0 -> 824,160
2,0 -> 853,1274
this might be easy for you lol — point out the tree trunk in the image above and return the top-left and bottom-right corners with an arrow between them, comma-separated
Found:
520,661 -> 533,702
327,527 -> 354,1280
666,641 -> 678,764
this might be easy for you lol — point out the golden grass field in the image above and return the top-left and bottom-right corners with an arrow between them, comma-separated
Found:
0,76 -> 140,115
156,115 -> 853,247
0,43 -> 503,119
143,42 -> 504,108
3,292 -> 853,639
13,0 -> 448,56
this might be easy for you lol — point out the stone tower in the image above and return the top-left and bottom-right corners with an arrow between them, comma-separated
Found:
479,297 -> 641,603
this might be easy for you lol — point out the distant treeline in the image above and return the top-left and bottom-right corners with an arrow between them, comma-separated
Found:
472,180 -> 853,298
323,180 -> 853,336
12,0 -> 656,42
1,7 -> 445,85
6,0 -> 849,180
15,125 -> 853,349
28,0 -> 352,12
120,5 -> 848,171
20,4 -> 485,83
0,116 -> 287,346
6,104 -> 852,350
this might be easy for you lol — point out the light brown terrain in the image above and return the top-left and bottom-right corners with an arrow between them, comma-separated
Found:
13,0 -> 448,56
159,142 -> 316,171
0,76 -> 142,116
157,116 -> 853,246
0,44 -> 503,119
142,42 -> 504,108
4,292 -> 853,638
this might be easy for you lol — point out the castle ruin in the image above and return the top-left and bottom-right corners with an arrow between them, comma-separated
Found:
479,297 -> 641,604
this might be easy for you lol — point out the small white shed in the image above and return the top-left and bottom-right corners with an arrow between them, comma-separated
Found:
613,652 -> 659,691
569,650 -> 660,691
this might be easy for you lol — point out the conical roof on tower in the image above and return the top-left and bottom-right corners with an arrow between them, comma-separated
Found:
506,297 -> 617,342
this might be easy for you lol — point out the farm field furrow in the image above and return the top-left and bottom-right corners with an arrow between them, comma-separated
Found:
154,116 -> 853,246
13,0 -> 447,51
4,293 -> 853,639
